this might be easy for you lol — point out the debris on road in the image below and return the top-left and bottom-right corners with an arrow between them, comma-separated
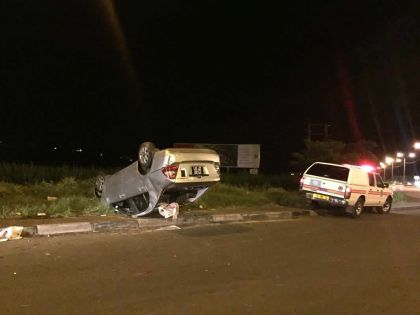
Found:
155,225 -> 181,231
0,226 -> 24,242
158,202 -> 179,219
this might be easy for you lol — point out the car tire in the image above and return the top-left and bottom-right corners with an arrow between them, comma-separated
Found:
138,142 -> 156,174
94,174 -> 105,198
377,197 -> 392,214
350,198 -> 364,218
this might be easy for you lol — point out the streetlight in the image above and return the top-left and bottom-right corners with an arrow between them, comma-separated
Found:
385,156 -> 395,182
396,152 -> 416,184
380,162 -> 386,181
414,142 -> 420,150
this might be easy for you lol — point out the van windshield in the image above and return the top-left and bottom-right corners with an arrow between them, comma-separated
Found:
306,163 -> 349,182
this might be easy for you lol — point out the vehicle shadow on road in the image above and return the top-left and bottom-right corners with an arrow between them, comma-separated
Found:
311,206 -> 380,219
175,224 -> 252,238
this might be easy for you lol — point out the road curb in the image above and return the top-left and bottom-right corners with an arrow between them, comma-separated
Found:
13,209 -> 317,238
93,220 -> 139,232
37,222 -> 93,236
211,213 -> 244,223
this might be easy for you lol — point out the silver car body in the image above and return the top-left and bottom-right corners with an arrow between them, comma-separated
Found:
101,148 -> 220,217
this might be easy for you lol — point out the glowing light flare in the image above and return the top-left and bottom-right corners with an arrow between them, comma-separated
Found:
385,157 -> 394,165
360,165 -> 375,173
414,142 -> 420,149
409,152 -> 416,158
337,58 -> 362,148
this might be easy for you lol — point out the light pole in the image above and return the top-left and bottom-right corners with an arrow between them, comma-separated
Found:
380,162 -> 386,181
397,152 -> 416,184
397,153 -> 404,183
395,158 -> 402,183
413,142 -> 420,182
385,156 -> 394,182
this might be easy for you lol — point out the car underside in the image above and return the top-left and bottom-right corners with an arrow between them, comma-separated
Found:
95,142 -> 220,217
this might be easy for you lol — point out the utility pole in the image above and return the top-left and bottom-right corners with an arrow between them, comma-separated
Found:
307,122 -> 331,141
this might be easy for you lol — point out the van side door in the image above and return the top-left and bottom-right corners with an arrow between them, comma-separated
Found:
367,172 -> 380,206
375,174 -> 386,204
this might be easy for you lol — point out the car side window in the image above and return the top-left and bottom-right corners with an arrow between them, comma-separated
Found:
368,173 -> 375,186
375,174 -> 384,188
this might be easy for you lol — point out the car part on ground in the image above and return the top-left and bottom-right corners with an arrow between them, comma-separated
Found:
96,142 -> 220,218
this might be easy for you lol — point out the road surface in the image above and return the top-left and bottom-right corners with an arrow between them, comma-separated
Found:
2,213 -> 420,314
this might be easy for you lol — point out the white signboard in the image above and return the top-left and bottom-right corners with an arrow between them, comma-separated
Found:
174,143 -> 260,169
237,144 -> 260,168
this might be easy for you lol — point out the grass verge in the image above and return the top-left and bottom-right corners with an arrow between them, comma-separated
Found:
0,180 -> 305,219
3,163 -> 409,219
0,163 -> 305,219
185,184 -> 306,210
0,178 -> 111,219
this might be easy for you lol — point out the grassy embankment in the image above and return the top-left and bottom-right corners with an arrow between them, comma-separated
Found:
2,163 -> 405,218
0,163 -> 110,218
0,163 -> 305,218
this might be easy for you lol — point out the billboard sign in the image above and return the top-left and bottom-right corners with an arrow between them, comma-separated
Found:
174,143 -> 260,168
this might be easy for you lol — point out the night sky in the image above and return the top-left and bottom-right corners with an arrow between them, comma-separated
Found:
1,1 -> 419,171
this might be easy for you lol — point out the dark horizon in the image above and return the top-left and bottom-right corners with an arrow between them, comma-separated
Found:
1,1 -> 420,171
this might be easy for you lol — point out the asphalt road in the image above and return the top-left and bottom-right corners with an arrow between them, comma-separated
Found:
2,213 -> 420,314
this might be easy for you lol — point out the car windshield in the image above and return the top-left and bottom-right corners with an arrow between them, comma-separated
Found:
306,163 -> 349,181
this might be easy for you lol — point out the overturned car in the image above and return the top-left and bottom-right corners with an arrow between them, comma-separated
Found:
95,142 -> 220,217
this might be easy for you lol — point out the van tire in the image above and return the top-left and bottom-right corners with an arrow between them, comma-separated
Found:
377,198 -> 392,214
350,198 -> 364,218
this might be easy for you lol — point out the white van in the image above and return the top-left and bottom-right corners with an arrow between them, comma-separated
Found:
299,162 -> 393,217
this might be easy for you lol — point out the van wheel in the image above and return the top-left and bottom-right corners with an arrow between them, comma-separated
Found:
377,198 -> 392,214
350,198 -> 364,218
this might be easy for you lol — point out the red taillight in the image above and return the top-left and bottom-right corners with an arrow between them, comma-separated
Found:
344,186 -> 352,199
299,177 -> 304,190
162,164 -> 179,179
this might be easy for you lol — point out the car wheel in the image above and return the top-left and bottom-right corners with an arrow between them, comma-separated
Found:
94,174 -> 105,198
138,142 -> 156,174
350,198 -> 364,218
377,198 -> 392,214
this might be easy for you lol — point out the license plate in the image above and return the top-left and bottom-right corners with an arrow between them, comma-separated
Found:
190,166 -> 207,177
313,193 -> 329,201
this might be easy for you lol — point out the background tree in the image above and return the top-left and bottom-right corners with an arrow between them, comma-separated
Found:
343,140 -> 379,165
291,140 -> 346,171
291,139 -> 379,171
